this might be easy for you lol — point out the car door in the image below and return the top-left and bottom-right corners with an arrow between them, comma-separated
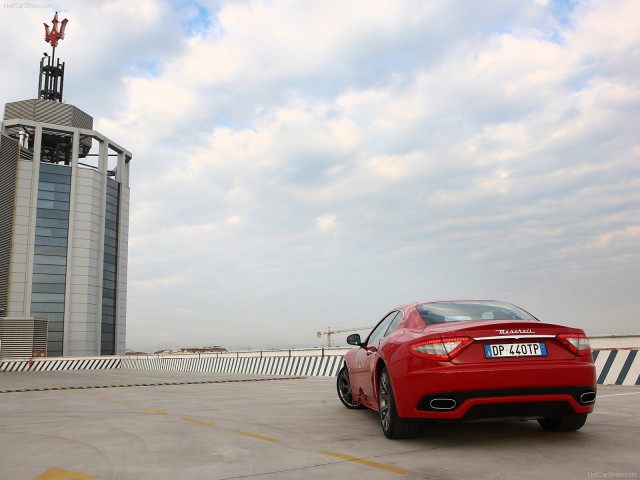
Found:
350,312 -> 398,403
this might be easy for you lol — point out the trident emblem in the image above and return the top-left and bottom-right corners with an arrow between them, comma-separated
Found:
44,12 -> 68,47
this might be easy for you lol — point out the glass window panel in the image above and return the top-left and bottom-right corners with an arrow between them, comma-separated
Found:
102,287 -> 116,298
32,293 -> 65,303
31,301 -> 65,313
38,182 -> 71,193
104,235 -> 118,247
105,229 -> 117,240
105,202 -> 118,214
101,333 -> 114,342
105,211 -> 118,223
38,190 -> 70,202
35,236 -> 68,247
33,264 -> 66,275
103,254 -> 117,265
101,323 -> 114,333
47,332 -> 63,342
37,199 -> 70,210
36,208 -> 68,220
35,226 -> 68,238
48,343 -> 63,356
39,172 -> 71,185
37,217 -> 69,228
32,273 -> 66,284
102,297 -> 115,307
32,283 -> 66,294
40,163 -> 71,176
102,306 -> 114,316
34,255 -> 67,266
103,263 -> 116,273
34,245 -> 67,256
105,219 -> 118,231
45,321 -> 64,332
103,270 -> 116,282
31,312 -> 64,322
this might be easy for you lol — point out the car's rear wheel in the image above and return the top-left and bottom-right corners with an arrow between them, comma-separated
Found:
537,413 -> 588,432
378,367 -> 420,439
337,366 -> 365,409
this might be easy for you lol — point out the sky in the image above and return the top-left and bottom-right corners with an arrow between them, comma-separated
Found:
1,0 -> 638,352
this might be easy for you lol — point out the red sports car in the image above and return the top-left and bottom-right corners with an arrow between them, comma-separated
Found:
336,300 -> 596,439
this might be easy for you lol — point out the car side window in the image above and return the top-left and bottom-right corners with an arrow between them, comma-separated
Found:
384,311 -> 404,337
366,312 -> 397,345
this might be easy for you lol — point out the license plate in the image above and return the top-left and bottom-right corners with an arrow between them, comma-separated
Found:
484,342 -> 547,358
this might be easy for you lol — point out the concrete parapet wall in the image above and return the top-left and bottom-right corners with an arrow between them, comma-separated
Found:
589,335 -> 639,350
593,349 -> 639,386
121,354 -> 345,377
1,347 -> 639,385
0,357 -> 120,372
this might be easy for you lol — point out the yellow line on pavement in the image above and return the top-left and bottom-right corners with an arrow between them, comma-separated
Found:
118,402 -> 136,407
144,408 -> 169,414
318,451 -> 413,474
96,397 -> 111,401
182,417 -> 216,427
233,430 -> 279,442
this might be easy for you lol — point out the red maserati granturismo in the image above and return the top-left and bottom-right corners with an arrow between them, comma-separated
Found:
336,300 -> 596,439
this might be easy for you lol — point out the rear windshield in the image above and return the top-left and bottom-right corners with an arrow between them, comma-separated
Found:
416,301 -> 537,324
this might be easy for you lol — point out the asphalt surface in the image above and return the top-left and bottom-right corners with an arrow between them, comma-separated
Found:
1,369 -> 638,480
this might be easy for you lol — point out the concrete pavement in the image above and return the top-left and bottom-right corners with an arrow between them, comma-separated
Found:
1,369 -> 638,479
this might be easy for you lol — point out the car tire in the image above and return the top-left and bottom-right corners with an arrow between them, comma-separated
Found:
537,413 -> 588,432
378,367 -> 421,439
337,366 -> 366,409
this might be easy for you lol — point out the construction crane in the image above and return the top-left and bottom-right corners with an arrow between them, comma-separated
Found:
317,326 -> 372,347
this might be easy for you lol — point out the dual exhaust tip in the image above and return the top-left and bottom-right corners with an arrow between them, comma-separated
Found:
580,391 -> 596,405
429,397 -> 457,410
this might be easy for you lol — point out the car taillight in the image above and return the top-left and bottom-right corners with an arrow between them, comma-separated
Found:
410,337 -> 473,361
556,333 -> 591,356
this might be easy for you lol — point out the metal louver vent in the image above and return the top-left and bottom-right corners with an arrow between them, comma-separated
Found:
0,135 -> 19,316
0,317 -> 48,358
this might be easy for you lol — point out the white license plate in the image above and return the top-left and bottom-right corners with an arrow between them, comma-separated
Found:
484,342 -> 547,358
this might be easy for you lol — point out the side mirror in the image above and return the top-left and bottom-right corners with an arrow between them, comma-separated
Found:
347,333 -> 363,346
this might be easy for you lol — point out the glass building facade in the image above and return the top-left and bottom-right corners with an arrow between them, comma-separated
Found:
101,178 -> 120,355
30,162 -> 71,356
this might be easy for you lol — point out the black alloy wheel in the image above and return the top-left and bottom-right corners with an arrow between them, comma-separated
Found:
337,366 -> 365,409
378,367 -> 421,439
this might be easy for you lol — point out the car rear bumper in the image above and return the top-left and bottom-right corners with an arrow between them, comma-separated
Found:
391,360 -> 597,420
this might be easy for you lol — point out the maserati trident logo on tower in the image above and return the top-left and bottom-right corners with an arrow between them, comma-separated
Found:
44,12 -> 68,47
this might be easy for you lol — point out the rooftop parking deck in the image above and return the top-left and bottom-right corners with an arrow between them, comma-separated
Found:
1,369 -> 639,480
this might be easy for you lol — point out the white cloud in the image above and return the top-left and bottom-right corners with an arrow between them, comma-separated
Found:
1,0 -> 638,351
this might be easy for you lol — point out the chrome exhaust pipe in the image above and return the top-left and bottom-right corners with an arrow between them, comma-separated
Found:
580,391 -> 596,404
429,398 -> 457,410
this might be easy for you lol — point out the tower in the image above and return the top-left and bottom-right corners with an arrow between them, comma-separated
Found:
0,13 -> 131,356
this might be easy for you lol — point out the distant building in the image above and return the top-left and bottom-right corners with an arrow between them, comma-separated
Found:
0,14 -> 131,356
178,346 -> 228,353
